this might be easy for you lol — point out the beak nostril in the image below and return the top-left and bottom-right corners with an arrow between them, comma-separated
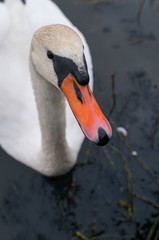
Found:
97,127 -> 110,146
75,70 -> 89,86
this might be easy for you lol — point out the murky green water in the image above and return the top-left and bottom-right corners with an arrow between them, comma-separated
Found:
0,0 -> 159,239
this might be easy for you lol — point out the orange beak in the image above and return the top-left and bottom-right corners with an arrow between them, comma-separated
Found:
61,73 -> 112,145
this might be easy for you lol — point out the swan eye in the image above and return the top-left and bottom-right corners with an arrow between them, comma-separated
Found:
47,50 -> 54,60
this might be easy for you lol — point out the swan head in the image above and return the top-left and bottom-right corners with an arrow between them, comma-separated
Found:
30,24 -> 112,145
31,24 -> 88,88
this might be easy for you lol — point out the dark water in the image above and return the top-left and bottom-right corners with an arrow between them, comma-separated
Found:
0,0 -> 159,239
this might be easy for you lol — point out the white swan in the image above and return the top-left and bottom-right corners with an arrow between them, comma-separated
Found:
0,0 -> 112,176
0,1 -> 10,44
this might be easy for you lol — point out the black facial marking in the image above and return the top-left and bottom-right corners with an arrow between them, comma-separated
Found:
21,0 -> 26,4
73,81 -> 83,104
87,85 -> 91,97
47,50 -> 54,60
83,54 -> 88,72
51,54 -> 89,88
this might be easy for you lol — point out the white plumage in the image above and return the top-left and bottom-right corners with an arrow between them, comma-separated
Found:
0,0 -> 112,176
0,0 -> 93,176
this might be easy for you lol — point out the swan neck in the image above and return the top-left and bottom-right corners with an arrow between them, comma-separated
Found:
29,60 -> 75,176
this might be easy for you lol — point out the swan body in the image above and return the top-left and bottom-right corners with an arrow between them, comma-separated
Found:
0,2 -> 10,44
0,0 -> 112,176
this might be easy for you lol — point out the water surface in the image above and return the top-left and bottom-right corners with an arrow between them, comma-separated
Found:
0,0 -> 159,239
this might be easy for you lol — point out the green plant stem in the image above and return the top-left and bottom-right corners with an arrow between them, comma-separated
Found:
109,144 -> 133,219
84,142 -> 92,164
109,117 -> 159,186
134,193 -> 159,209
146,214 -> 159,240
76,232 -> 88,240
103,147 -> 122,179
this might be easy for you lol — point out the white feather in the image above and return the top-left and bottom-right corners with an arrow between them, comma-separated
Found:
0,0 -> 93,176
0,3 -> 10,44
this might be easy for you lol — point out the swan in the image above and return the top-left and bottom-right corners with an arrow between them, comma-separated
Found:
0,0 -> 112,176
0,1 -> 10,44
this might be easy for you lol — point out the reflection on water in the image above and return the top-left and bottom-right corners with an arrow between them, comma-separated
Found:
0,0 -> 159,239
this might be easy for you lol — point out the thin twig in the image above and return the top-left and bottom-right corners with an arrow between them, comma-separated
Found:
136,0 -> 146,26
146,214 -> 159,240
109,117 -> 159,186
103,147 -> 122,179
119,96 -> 128,114
117,199 -> 129,210
71,223 -> 96,240
76,232 -> 88,240
109,68 -> 118,115
73,0 -> 111,5
84,142 -> 92,164
134,193 -> 159,209
154,227 -> 159,240
109,144 -> 133,219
